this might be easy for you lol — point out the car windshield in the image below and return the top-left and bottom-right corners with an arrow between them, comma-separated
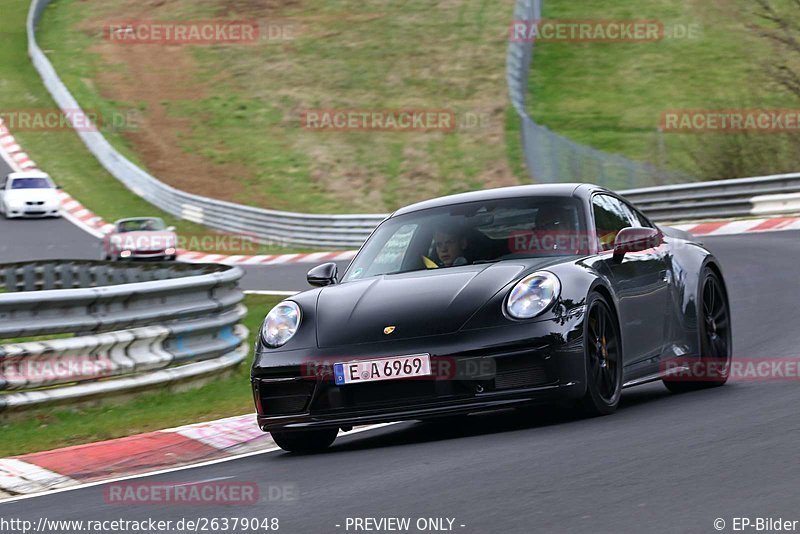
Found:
343,196 -> 587,282
10,177 -> 52,189
116,218 -> 166,232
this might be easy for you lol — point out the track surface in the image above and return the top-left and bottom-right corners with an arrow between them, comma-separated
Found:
1,231 -> 799,533
0,199 -> 345,292
1,152 -> 342,291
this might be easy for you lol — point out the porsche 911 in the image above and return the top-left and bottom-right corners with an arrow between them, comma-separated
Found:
251,184 -> 732,452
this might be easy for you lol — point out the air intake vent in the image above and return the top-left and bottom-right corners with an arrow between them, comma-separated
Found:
258,380 -> 315,415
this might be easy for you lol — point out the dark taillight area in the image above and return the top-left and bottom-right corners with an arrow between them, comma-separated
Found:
255,379 -> 315,416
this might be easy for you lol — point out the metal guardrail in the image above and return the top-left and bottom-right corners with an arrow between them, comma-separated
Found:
0,261 -> 247,411
506,0 -> 696,189
620,172 -> 800,222
27,0 -> 386,249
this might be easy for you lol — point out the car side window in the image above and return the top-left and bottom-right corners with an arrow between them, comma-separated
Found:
629,206 -> 654,228
617,202 -> 644,228
592,195 -> 634,251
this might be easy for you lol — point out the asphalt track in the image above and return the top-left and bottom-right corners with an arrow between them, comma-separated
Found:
1,230 -> 799,534
0,205 -> 347,292
1,150 -> 344,291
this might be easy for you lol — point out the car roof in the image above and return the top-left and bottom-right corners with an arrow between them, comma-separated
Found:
114,217 -> 165,224
7,171 -> 51,180
391,183 -> 609,217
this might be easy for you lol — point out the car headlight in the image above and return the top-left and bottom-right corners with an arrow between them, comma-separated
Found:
505,271 -> 561,320
262,301 -> 301,348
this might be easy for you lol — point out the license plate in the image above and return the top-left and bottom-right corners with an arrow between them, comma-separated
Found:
334,354 -> 431,385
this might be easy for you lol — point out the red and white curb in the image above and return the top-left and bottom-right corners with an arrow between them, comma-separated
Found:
673,216 -> 800,236
57,190 -> 358,265
177,249 -> 357,266
0,119 -> 38,173
5,118 -> 800,265
0,413 -> 271,498
0,118 -> 356,265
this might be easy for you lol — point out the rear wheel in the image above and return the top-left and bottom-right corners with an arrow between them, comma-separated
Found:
579,293 -> 623,416
663,268 -> 731,393
270,428 -> 338,453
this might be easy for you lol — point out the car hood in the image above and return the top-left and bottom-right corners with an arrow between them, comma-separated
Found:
4,189 -> 59,203
315,259 -> 564,348
109,231 -> 176,251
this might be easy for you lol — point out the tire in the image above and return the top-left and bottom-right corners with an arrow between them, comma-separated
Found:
270,428 -> 338,453
663,268 -> 731,393
579,292 -> 623,416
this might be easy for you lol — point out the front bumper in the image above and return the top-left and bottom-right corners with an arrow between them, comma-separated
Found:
120,251 -> 176,261
6,207 -> 60,218
252,313 -> 587,431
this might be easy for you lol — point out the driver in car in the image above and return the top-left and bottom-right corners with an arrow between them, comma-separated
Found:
433,226 -> 469,267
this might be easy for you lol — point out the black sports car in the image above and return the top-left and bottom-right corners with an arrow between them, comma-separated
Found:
251,184 -> 732,452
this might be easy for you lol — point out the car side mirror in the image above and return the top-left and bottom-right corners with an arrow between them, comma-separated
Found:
166,226 -> 176,232
613,227 -> 662,263
307,262 -> 338,287
54,184 -> 62,189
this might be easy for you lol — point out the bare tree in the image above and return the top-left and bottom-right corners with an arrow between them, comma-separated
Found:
750,0 -> 800,97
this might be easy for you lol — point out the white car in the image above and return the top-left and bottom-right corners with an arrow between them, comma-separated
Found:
0,172 -> 62,219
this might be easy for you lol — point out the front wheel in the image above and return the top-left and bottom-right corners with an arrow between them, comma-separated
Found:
579,292 -> 623,416
270,428 -> 338,453
663,268 -> 731,393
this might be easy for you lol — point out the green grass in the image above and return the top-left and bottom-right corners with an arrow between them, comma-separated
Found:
0,294 -> 281,457
528,0 -> 800,178
1,333 -> 74,344
0,0 -> 312,254
0,0 -> 207,235
35,0 -> 523,214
